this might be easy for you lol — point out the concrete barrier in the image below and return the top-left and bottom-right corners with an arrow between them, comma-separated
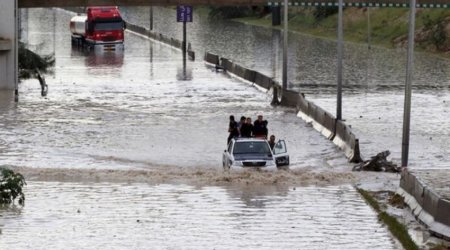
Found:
254,72 -> 272,90
437,199 -> 450,228
232,64 -> 246,79
280,89 -> 300,108
220,58 -> 234,72
399,170 -> 450,239
125,21 -> 195,61
203,52 -> 361,163
188,50 -> 195,61
311,105 -> 336,140
297,94 -> 309,115
333,120 -> 362,162
204,52 -> 220,65
243,69 -> 256,83
170,38 -> 182,49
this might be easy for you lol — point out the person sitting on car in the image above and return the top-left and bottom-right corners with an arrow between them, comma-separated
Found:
240,117 -> 253,138
237,116 -> 246,136
228,115 -> 239,145
253,115 -> 268,139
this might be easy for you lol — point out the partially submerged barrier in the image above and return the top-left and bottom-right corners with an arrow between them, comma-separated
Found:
204,52 -> 362,163
398,170 -> 450,239
125,22 -> 195,61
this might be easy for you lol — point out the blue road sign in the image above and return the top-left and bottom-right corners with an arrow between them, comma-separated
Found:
177,5 -> 193,22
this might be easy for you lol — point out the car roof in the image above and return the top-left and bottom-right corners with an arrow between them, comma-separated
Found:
233,137 -> 267,143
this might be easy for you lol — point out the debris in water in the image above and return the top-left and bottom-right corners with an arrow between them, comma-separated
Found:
352,151 -> 400,173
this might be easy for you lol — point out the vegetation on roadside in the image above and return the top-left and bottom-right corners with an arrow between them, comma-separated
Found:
429,243 -> 450,250
356,188 -> 419,250
0,167 -> 26,206
228,7 -> 450,56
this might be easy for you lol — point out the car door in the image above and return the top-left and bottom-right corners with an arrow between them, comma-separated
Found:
222,141 -> 234,169
273,140 -> 289,167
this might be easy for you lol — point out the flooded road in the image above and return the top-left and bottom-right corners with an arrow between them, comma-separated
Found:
0,8 -> 402,249
0,182 -> 396,250
1,8 -> 349,170
122,7 -> 450,169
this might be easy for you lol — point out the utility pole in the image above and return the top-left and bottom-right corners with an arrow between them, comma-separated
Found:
150,6 -> 153,30
282,0 -> 288,90
401,0 -> 417,168
336,0 -> 344,120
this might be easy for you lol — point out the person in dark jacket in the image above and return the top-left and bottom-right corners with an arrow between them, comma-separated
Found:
227,115 -> 239,145
268,135 -> 276,150
237,116 -> 246,136
240,117 -> 253,138
253,115 -> 268,139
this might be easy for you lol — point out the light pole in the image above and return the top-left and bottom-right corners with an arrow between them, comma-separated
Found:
401,0 -> 417,168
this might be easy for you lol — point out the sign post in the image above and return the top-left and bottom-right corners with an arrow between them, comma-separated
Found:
177,5 -> 192,59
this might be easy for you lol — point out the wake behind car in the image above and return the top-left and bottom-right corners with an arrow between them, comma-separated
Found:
222,138 -> 289,170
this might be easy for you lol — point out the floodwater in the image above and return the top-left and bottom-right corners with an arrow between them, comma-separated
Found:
0,182 -> 396,250
0,8 -> 401,249
3,8 -> 350,170
122,7 -> 450,169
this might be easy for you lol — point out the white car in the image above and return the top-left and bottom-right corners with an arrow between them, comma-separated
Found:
222,138 -> 289,170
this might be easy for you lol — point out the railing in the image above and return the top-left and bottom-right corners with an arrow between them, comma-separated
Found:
18,0 -> 450,8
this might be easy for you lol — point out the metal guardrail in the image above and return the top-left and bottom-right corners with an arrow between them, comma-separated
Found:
18,0 -> 450,8
268,1 -> 449,8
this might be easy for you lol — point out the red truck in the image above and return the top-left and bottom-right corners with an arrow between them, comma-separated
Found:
70,6 -> 125,51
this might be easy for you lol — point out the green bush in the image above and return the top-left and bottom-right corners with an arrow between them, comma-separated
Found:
208,7 -> 253,19
0,167 -> 26,206
313,6 -> 339,22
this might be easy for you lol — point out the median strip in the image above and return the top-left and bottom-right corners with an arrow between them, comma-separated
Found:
356,188 -> 419,250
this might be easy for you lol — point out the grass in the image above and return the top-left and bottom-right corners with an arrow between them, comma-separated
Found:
356,188 -> 419,250
232,7 -> 450,56
429,243 -> 450,250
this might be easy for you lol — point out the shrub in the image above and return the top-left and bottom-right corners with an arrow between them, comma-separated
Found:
208,7 -> 253,19
313,6 -> 339,22
0,167 -> 26,206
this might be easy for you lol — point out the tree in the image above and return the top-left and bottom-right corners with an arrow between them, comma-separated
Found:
0,167 -> 26,206
18,42 -> 54,80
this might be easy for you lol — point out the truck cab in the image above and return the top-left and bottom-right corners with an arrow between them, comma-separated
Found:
85,6 -> 125,50
71,6 -> 125,51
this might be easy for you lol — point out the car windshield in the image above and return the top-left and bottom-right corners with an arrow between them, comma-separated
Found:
94,22 -> 123,31
233,141 -> 271,155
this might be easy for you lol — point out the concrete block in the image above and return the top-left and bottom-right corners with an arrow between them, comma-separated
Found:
310,105 -> 335,140
188,50 -> 195,61
401,171 -> 417,195
204,52 -> 219,65
170,38 -> 181,48
323,111 -> 336,139
254,72 -> 272,89
297,95 -> 309,114
333,120 -> 362,162
233,64 -> 245,79
422,188 -> 442,222
436,199 -> 450,226
220,58 -> 234,72
159,34 -> 170,45
413,178 -> 426,207
243,69 -> 256,83
280,89 -> 300,107
148,30 -> 157,39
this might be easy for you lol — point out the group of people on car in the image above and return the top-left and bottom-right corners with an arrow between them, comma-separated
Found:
227,114 -> 277,150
